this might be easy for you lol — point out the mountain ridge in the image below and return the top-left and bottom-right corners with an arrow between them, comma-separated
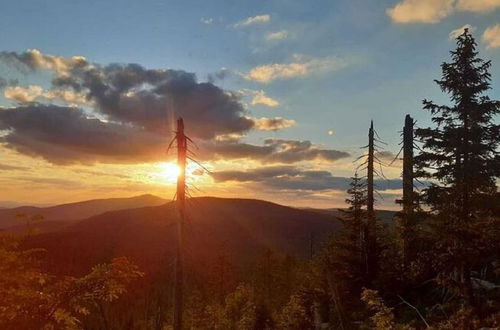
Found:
0,194 -> 167,229
25,196 -> 342,276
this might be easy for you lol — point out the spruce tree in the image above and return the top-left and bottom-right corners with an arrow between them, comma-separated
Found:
319,173 -> 368,326
415,29 -> 500,308
339,172 -> 368,283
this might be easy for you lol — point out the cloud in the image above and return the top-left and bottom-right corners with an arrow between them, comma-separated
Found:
387,0 -> 500,23
0,105 -> 166,165
207,67 -> 229,83
12,176 -> 83,188
1,51 -> 260,140
4,85 -> 43,103
42,89 -> 88,105
0,49 -> 87,77
483,24 -> 500,48
0,105 -> 339,165
245,55 -> 349,83
0,163 -> 30,171
265,30 -> 289,41
71,168 -> 130,179
449,24 -> 476,39
212,165 -> 404,192
0,50 -> 306,165
386,0 -> 455,23
234,14 -> 270,28
201,17 -> 214,25
242,89 -> 279,107
55,63 -> 256,140
252,117 -> 295,131
456,0 -> 500,12
202,138 -> 350,164
4,85 -> 88,105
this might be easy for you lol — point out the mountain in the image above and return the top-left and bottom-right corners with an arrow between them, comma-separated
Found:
0,201 -> 51,208
25,197 -> 341,276
0,194 -> 167,230
307,208 -> 397,225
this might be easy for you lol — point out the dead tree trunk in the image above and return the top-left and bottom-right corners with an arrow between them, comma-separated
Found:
367,120 -> 375,221
365,120 -> 376,285
401,114 -> 414,267
174,118 -> 186,330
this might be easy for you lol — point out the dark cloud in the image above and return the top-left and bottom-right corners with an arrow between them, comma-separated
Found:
11,176 -> 84,189
200,139 -> 350,164
0,104 -> 348,165
262,139 -> 350,163
0,50 -> 347,166
0,105 -> 166,165
1,50 -> 261,140
207,68 -> 229,83
52,62 -> 254,140
212,165 -> 405,191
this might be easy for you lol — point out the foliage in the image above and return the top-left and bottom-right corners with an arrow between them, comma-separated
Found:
0,233 -> 143,329
360,289 -> 413,330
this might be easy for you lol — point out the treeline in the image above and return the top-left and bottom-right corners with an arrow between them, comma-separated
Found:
1,29 -> 499,329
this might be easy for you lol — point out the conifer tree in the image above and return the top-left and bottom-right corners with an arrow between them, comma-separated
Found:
415,29 -> 500,308
317,173 -> 368,327
339,172 -> 368,283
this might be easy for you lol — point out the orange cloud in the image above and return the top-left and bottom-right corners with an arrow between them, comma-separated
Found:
252,117 -> 295,131
245,55 -> 349,83
456,0 -> 500,12
483,24 -> 500,48
387,0 -> 455,23
387,0 -> 500,23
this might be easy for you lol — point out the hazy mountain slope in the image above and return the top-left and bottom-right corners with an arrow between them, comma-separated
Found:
305,208 -> 397,225
0,194 -> 167,229
26,197 -> 341,276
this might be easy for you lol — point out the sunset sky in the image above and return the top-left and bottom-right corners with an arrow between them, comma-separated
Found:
0,0 -> 499,208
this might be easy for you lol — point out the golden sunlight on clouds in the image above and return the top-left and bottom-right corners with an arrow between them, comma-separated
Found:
483,24 -> 500,48
4,85 -> 43,103
4,85 -> 88,105
18,49 -> 87,77
245,55 -> 349,83
387,0 -> 455,24
250,90 -> 279,107
42,89 -> 88,105
387,0 -> 500,24
456,0 -> 500,13
252,117 -> 296,131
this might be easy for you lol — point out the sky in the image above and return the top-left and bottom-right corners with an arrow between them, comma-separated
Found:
0,0 -> 499,209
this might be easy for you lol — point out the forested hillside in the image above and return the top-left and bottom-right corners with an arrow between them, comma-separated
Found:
0,29 -> 498,330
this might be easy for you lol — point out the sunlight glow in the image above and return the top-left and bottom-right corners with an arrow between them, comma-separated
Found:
158,162 -> 181,183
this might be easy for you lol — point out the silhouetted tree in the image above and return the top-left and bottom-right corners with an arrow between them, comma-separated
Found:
415,29 -> 500,309
339,172 -> 368,284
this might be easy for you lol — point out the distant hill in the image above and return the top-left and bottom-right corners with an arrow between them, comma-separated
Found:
307,208 -> 397,225
25,197 -> 341,276
0,194 -> 167,230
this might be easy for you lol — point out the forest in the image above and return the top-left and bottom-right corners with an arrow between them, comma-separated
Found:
0,29 -> 499,330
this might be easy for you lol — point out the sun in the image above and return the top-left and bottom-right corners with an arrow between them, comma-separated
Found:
158,162 -> 181,183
